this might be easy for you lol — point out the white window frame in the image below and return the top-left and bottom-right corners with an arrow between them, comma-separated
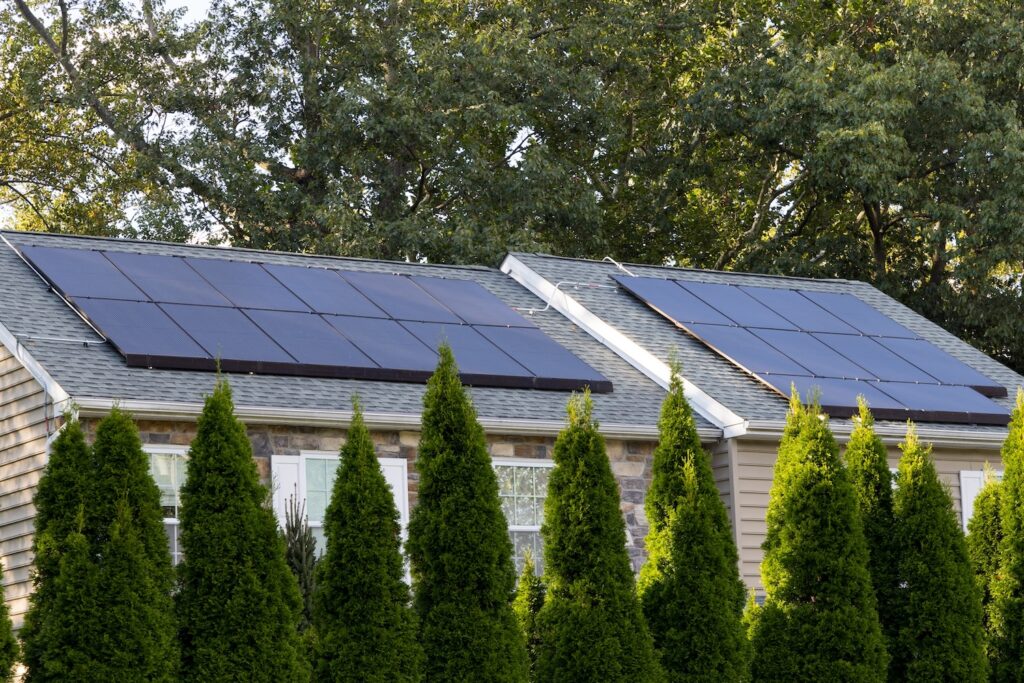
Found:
144,444 -> 188,565
960,469 -> 1004,533
271,451 -> 410,546
493,457 -> 554,572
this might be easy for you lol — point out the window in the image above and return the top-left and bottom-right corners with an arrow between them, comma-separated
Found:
147,445 -> 187,565
271,452 -> 410,556
960,469 -> 1003,533
494,459 -> 553,575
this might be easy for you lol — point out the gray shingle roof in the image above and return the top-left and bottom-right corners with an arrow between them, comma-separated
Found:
0,232 -> 686,432
509,252 -> 1024,434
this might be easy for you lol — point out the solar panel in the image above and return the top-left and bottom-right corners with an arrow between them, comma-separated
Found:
475,326 -> 613,392
74,299 -> 210,365
678,282 -> 797,330
751,329 -> 874,379
402,322 -> 531,379
263,264 -> 386,318
185,258 -> 310,312
161,304 -> 295,366
324,316 -> 439,373
686,324 -> 810,376
874,337 -> 1008,397
410,277 -> 536,327
21,246 -> 146,300
814,334 -> 937,384
613,275 -> 733,326
340,271 -> 461,323
244,310 -> 377,369
105,252 -> 231,306
873,383 -> 1009,425
740,286 -> 858,334
760,375 -> 906,414
800,291 -> 917,338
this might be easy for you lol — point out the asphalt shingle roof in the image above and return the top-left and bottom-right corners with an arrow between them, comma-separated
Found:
0,232 -> 684,432
509,252 -> 1024,434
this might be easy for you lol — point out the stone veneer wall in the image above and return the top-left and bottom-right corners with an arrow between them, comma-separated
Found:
80,419 -> 661,571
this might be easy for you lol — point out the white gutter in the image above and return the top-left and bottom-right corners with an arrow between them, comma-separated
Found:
72,396 -> 723,442
742,418 -> 1008,451
501,254 -> 747,437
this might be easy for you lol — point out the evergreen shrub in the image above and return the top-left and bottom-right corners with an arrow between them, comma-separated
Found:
994,391 -> 1024,682
967,468 -> 1002,660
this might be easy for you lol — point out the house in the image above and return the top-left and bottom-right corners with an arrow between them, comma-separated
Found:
0,231 -> 1018,628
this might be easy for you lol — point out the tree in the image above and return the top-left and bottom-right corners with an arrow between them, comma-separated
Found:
748,392 -> 887,682
175,379 -> 310,682
284,496 -> 317,633
966,468 -> 1002,663
313,400 -> 423,683
638,369 -> 747,682
406,345 -> 528,682
0,562 -> 18,682
534,391 -> 662,683
891,425 -> 986,682
843,399 -> 898,652
21,414 -> 91,680
512,551 -> 545,677
994,390 -> 1024,682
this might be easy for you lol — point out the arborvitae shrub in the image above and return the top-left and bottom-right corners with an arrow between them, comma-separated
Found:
0,562 -> 18,682
843,399 -> 898,650
891,425 -> 986,682
994,390 -> 1024,682
534,392 -> 663,683
406,345 -> 528,682
285,496 -> 317,632
967,469 -> 1002,659
638,370 -> 748,682
21,415 -> 91,680
313,401 -> 423,683
512,551 -> 545,677
175,379 -> 310,682
748,392 -> 887,682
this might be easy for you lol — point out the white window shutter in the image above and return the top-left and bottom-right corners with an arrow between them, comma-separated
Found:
271,455 -> 302,528
379,458 -> 410,530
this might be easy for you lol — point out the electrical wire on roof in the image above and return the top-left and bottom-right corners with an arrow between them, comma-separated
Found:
602,256 -> 636,277
515,280 -> 617,316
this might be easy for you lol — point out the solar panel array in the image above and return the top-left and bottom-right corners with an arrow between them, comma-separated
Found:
613,275 -> 1009,425
19,245 -> 612,392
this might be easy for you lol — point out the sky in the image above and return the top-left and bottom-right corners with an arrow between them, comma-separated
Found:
173,0 -> 210,23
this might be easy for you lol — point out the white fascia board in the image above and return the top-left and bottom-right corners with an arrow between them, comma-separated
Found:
0,319 -> 71,410
743,418 -> 1007,451
500,254 -> 744,437
72,396 -> 720,442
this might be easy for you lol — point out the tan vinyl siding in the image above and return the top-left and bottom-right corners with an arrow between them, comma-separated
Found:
731,437 -> 1001,594
0,346 -> 53,629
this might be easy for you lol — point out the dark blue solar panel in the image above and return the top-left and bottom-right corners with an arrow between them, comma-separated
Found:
875,383 -> 1009,424
751,329 -> 874,379
263,264 -> 386,318
760,375 -> 906,412
185,258 -> 310,312
678,282 -> 797,330
244,310 -> 377,368
411,277 -> 536,327
475,326 -> 610,389
814,334 -> 937,384
21,246 -> 146,300
740,286 -> 858,334
612,275 -> 732,325
801,291 -> 917,338
105,252 -> 231,306
340,271 -> 461,323
74,299 -> 209,361
686,324 -> 810,376
161,304 -> 294,363
402,322 -> 530,377
874,337 -> 1005,396
324,316 -> 438,372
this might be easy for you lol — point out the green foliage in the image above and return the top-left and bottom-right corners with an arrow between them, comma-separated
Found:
284,496 -> 317,632
313,400 -> 423,683
843,399 -> 898,652
748,392 -> 887,682
512,551 -> 545,678
23,409 -> 177,682
891,425 -> 986,682
993,391 -> 1024,682
0,562 -> 18,682
967,468 -> 1002,660
638,370 -> 748,682
175,380 -> 310,683
406,345 -> 528,682
534,392 -> 663,683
